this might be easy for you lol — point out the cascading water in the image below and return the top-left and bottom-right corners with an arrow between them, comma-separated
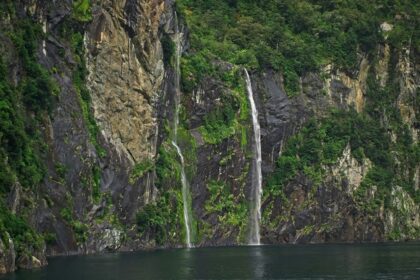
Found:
171,141 -> 192,248
244,69 -> 262,246
172,14 -> 193,248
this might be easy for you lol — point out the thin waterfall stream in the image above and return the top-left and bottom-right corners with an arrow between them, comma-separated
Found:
172,15 -> 193,248
245,69 -> 262,245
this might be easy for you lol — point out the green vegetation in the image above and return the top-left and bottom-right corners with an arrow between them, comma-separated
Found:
199,98 -> 237,144
266,109 -> 384,192
0,203 -> 43,256
94,193 -> 123,228
266,105 -> 417,202
205,181 -> 248,227
129,159 -> 154,185
353,59 -> 420,210
78,166 -> 102,204
155,141 -> 182,189
73,0 -> 92,22
146,98 -> 199,245
11,20 -> 59,113
0,17 -> 58,192
156,119 -> 197,186
265,45 -> 419,231
196,67 -> 250,145
58,19 -> 106,202
203,180 -> 248,242
60,207 -> 88,244
161,33 -> 176,67
92,165 -> 101,202
136,190 -> 184,245
0,13 -> 61,259
177,0 -> 419,95
67,29 -> 106,158
176,125 -> 198,179
55,163 -> 67,180
153,140 -> 188,244
0,69 -> 44,191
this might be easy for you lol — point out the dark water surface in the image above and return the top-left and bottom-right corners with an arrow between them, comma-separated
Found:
2,243 -> 420,279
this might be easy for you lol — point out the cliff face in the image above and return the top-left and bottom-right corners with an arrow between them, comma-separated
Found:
86,0 -> 164,163
0,0 -> 419,274
0,0 -> 176,272
184,39 -> 419,246
256,46 -> 419,242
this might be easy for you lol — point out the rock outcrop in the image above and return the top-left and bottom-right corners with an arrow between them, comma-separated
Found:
86,0 -> 165,163
0,234 -> 15,274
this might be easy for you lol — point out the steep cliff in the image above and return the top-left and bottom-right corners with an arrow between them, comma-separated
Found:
0,0 -> 419,274
174,0 -> 419,245
0,0 -> 177,272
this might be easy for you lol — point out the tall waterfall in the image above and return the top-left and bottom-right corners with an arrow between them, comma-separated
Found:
245,69 -> 262,245
172,15 -> 193,248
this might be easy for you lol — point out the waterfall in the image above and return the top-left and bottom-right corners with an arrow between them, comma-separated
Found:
171,141 -> 192,247
172,14 -> 193,248
245,69 -> 262,245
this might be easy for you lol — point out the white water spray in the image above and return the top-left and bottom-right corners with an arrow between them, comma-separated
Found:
245,69 -> 262,245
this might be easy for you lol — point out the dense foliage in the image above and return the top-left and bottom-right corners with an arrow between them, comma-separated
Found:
73,0 -> 92,22
0,1 -> 100,259
0,20 -> 56,192
0,15 -> 55,256
0,203 -> 43,256
177,0 -> 419,240
204,181 -> 248,231
178,0 -> 419,95
265,50 -> 419,223
136,191 -> 183,245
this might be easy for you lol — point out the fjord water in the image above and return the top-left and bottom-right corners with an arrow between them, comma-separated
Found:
3,243 -> 420,280
245,69 -> 263,245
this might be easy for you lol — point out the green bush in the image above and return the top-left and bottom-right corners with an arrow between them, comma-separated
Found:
55,163 -> 67,179
60,207 -> 89,243
136,191 -> 182,245
0,204 -> 43,255
73,0 -> 92,22
0,33 -> 48,190
129,159 -> 154,184
155,142 -> 181,189
199,94 -> 239,144
266,109 -> 394,193
204,180 -> 247,228
181,53 -> 214,93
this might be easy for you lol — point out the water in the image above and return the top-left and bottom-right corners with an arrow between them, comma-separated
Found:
171,13 -> 193,248
3,243 -> 420,280
172,13 -> 182,140
172,141 -> 192,247
245,69 -> 262,245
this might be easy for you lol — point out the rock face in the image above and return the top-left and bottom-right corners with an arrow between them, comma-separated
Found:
0,0 -> 175,273
0,234 -> 15,274
254,44 -> 419,243
86,0 -> 165,163
0,0 -> 418,274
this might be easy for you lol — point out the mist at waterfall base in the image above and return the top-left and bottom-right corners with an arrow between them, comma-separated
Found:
3,243 -> 420,280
